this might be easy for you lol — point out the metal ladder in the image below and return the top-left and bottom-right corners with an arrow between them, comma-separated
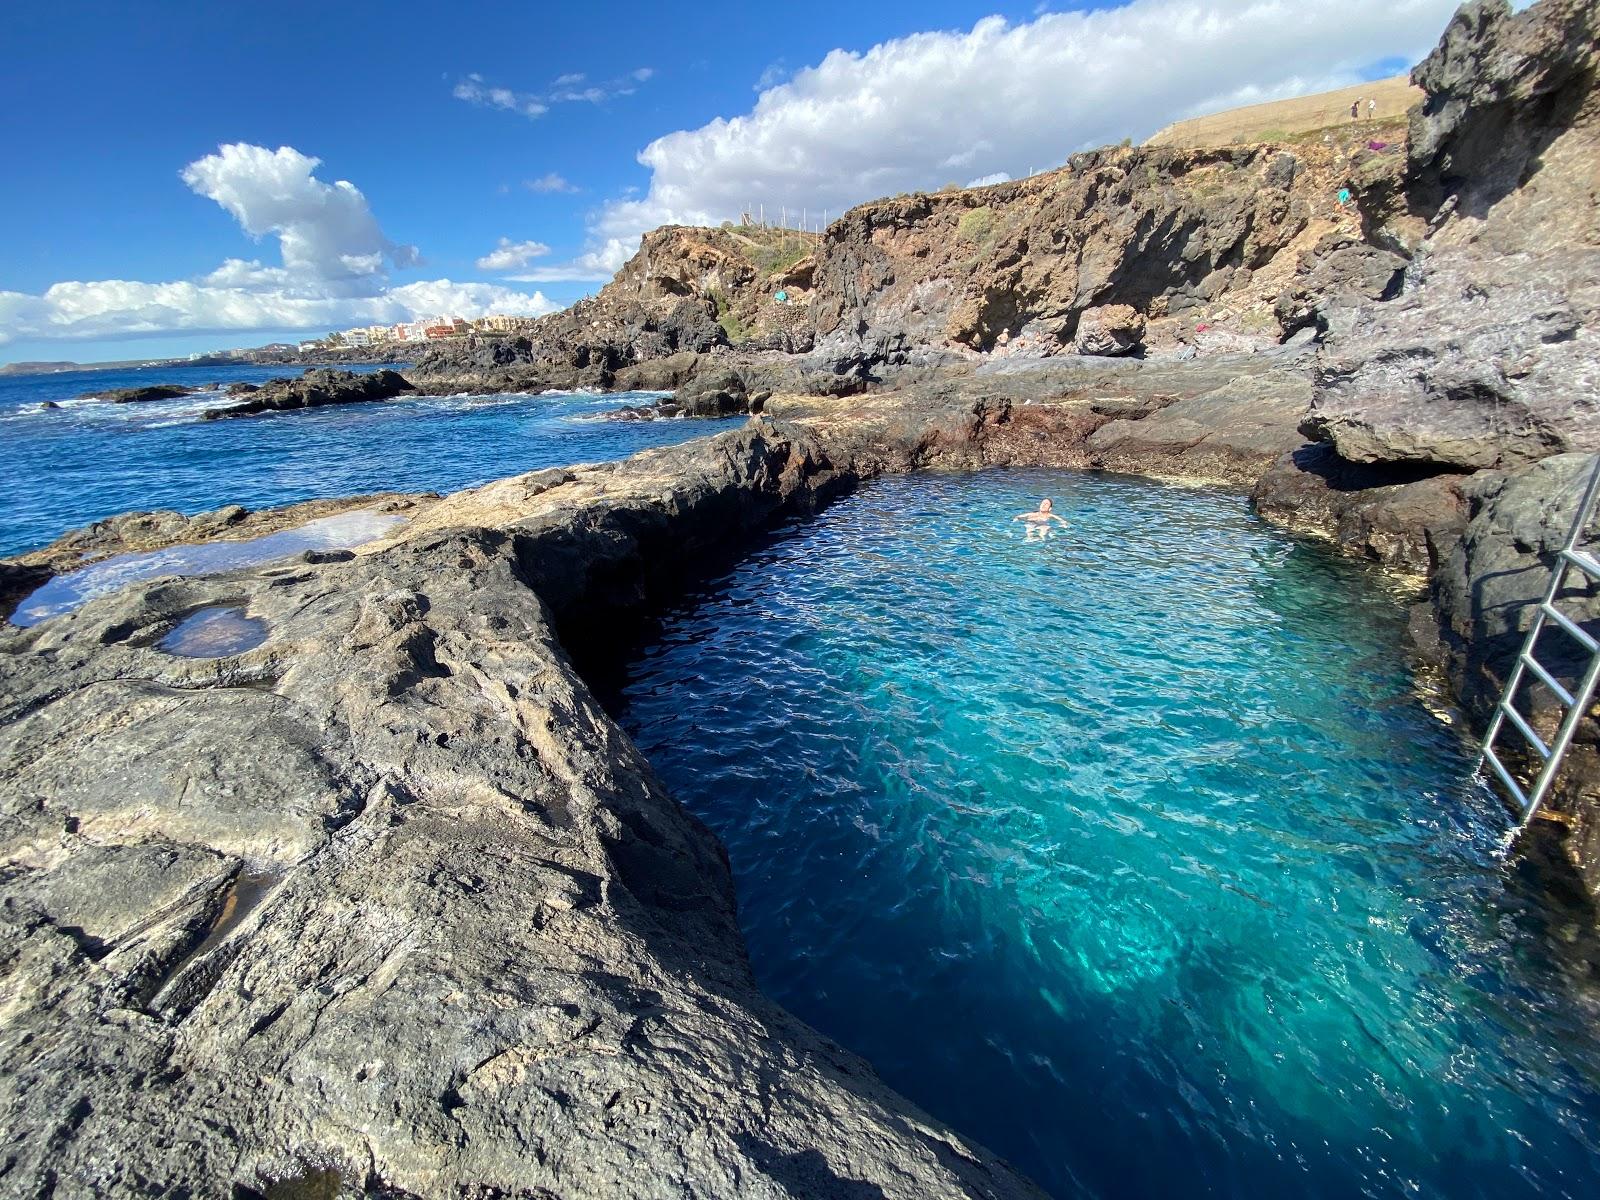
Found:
1480,456 -> 1600,831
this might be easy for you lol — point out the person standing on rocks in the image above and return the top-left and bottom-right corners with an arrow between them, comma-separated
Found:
1368,98 -> 1377,119
1351,99 -> 1361,121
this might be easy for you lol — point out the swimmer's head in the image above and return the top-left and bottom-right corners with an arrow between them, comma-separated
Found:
1039,499 -> 1053,512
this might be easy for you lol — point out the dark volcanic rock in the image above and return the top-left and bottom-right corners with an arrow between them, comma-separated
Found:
1273,234 -> 1407,336
1427,452 -> 1600,887
1432,452 -> 1600,722
1252,444 -> 1470,573
1084,362 -> 1313,484
406,295 -> 727,395
675,368 -> 750,416
1302,248 -> 1599,469
202,368 -> 414,420
0,561 -> 52,622
1405,0 -> 1599,218
1300,0 -> 1600,471
92,383 -> 195,404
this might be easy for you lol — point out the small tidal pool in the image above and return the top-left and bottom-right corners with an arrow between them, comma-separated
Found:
617,468 -> 1600,1199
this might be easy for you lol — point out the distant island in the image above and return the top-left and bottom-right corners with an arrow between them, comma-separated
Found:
0,360 -> 149,376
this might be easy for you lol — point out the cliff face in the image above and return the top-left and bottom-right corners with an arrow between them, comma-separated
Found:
410,129 -> 1412,391
1302,0 -> 1600,470
407,226 -> 822,392
411,0 -> 1589,417
806,139 -> 1408,365
607,224 -> 822,351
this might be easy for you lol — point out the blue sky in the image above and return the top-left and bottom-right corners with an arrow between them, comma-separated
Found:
0,0 -> 1460,364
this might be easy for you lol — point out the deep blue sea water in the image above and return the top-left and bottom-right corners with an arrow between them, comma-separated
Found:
619,469 -> 1600,1200
0,363 -> 725,557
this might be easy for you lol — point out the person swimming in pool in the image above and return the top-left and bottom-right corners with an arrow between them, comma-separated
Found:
1015,498 -> 1068,540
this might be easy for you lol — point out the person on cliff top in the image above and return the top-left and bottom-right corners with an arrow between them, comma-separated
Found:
1015,498 -> 1068,541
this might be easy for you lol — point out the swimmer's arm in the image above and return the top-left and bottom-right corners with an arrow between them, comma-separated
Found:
1049,514 -> 1069,525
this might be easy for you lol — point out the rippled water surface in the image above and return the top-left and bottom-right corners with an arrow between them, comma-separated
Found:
0,364 -> 724,556
619,469 -> 1600,1200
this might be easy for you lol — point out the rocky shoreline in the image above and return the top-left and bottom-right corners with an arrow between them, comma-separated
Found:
2,0 -> 1598,1195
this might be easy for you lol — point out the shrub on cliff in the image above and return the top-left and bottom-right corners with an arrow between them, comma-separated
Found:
956,206 -> 995,243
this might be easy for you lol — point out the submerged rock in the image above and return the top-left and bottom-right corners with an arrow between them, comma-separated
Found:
158,605 -> 270,658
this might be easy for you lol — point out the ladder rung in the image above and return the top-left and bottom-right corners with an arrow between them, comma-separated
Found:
1520,653 -> 1577,708
1482,744 -> 1530,809
1561,547 -> 1600,578
1540,602 -> 1599,653
1499,701 -> 1552,759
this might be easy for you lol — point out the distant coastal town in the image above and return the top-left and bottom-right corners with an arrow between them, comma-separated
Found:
264,312 -> 538,356
0,313 -> 542,376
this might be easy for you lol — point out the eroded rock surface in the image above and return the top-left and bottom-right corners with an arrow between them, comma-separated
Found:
0,493 -> 426,624
1300,0 -> 1600,471
1073,304 -> 1146,356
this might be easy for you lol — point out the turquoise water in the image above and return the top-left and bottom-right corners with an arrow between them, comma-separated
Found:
618,469 -> 1600,1200
0,364 -> 723,557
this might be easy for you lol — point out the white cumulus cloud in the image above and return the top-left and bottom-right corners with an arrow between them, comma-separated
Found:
0,144 -> 558,346
505,238 -> 637,284
592,0 -> 1457,245
475,237 -> 552,271
182,144 -> 420,284
0,280 -> 557,345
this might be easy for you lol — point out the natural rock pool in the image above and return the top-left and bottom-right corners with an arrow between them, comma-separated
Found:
618,468 -> 1600,1199
11,510 -> 408,627
157,605 -> 270,658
